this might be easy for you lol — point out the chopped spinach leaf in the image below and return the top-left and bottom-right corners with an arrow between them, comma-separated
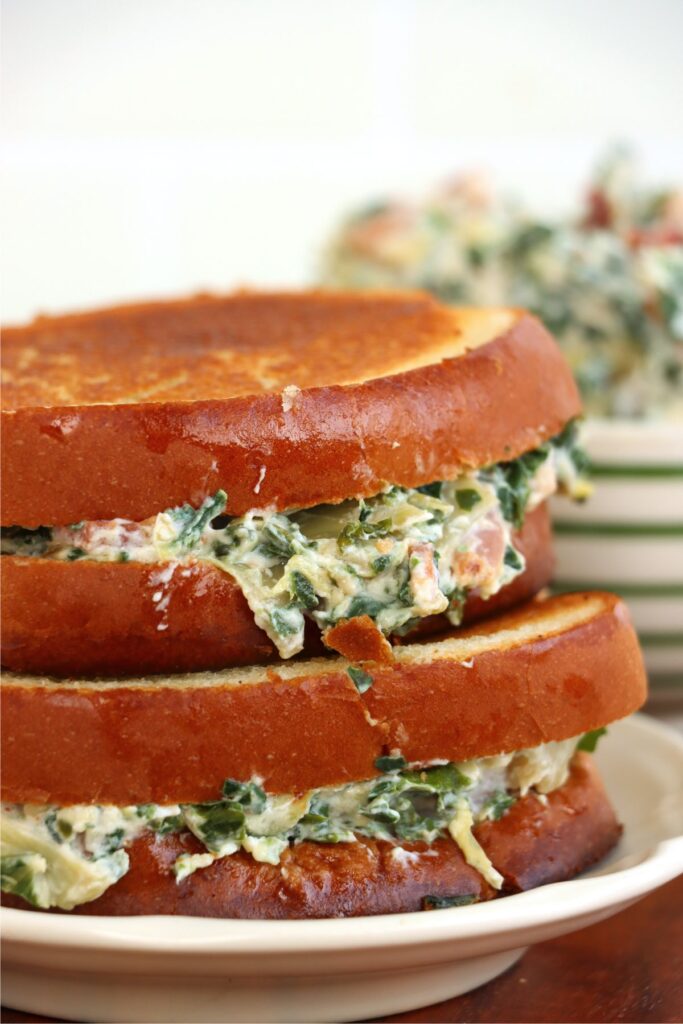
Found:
99,828 -> 125,854
483,791 -> 516,821
0,855 -> 47,908
503,545 -> 524,570
295,817 -> 355,844
485,445 -> 550,528
346,595 -> 385,619
398,577 -> 414,606
338,518 -> 392,551
184,801 -> 246,849
259,519 -> 297,560
166,491 -> 228,551
455,488 -> 481,512
372,554 -> 392,574
401,764 -> 471,792
367,776 -> 403,799
299,812 -> 327,825
467,245 -> 487,269
269,605 -> 303,637
552,419 -> 591,477
422,893 -> 478,910
506,222 -> 554,259
44,811 -> 64,845
148,814 -> 183,836
347,666 -> 374,693
447,587 -> 467,617
365,802 -> 401,825
576,727 -> 607,753
375,755 -> 407,772
221,778 -> 267,813
290,570 -> 319,610
417,481 -> 443,499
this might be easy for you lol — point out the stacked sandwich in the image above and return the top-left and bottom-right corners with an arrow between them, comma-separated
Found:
0,291 -> 646,917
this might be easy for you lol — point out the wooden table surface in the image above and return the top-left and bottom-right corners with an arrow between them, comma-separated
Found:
2,873 -> 681,1024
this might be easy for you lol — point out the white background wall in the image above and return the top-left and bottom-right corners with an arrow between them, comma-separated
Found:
2,0 -> 682,323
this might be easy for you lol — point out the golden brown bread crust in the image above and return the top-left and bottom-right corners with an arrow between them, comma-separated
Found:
0,294 -> 580,526
1,756 -> 621,918
0,503 -> 553,677
0,593 -> 646,805
323,615 -> 395,663
1,292 -> 508,408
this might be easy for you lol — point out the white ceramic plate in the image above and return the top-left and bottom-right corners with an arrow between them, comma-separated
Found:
2,714 -> 683,1024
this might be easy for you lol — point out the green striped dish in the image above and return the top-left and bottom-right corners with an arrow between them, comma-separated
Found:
554,521 -> 683,537
551,420 -> 683,692
589,463 -> 683,479
636,674 -> 683,690
553,582 -> 683,598
637,633 -> 683,647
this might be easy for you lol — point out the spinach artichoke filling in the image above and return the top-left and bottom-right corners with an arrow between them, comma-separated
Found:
322,147 -> 683,418
1,424 -> 589,659
1,732 -> 599,911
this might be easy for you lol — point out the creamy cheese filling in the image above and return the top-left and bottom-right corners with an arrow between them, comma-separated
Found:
322,148 -> 683,419
0,425 -> 589,659
1,735 -> 588,910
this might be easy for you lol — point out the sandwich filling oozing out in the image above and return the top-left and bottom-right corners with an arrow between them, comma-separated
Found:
1,424 -> 589,659
0,732 -> 605,911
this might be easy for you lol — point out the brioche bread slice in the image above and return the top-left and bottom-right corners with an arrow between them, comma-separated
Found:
1,291 -> 580,526
0,503 -> 553,677
1,593 -> 646,806
1,755 -> 620,919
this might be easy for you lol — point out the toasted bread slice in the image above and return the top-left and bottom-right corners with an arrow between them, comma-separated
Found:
0,503 -> 553,677
1,593 -> 645,805
1,291 -> 580,526
1,756 -> 621,919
